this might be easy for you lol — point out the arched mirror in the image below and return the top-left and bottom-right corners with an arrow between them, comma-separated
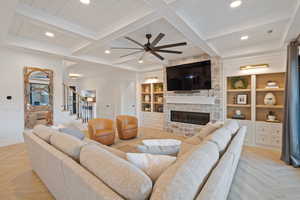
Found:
24,67 -> 54,129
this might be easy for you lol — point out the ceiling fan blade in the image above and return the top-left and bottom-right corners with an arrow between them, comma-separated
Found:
120,50 -> 144,58
151,33 -> 165,47
124,36 -> 145,48
155,50 -> 182,54
150,50 -> 164,61
155,42 -> 187,50
111,47 -> 144,50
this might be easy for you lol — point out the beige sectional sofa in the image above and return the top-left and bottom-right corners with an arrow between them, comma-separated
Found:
23,120 -> 246,200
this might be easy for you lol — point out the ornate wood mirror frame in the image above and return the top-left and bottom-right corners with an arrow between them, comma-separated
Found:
24,67 -> 54,129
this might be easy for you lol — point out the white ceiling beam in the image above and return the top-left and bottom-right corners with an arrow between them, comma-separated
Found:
16,3 -> 98,41
206,17 -> 291,41
72,11 -> 162,55
282,0 -> 300,44
5,35 -> 137,71
143,0 -> 219,56
0,0 -> 18,44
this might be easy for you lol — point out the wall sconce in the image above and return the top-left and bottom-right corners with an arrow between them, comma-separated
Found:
145,77 -> 159,83
69,73 -> 82,79
240,64 -> 269,70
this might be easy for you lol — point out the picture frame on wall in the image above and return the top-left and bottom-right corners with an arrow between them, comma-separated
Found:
236,94 -> 247,105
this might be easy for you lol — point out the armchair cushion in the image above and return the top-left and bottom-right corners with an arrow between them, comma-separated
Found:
95,129 -> 114,137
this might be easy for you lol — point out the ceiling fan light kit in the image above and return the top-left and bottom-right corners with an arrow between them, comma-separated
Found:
112,33 -> 187,62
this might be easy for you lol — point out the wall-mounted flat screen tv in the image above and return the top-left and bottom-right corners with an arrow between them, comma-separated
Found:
167,60 -> 212,91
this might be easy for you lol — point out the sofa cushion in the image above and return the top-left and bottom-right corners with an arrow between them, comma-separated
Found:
80,145 -> 152,200
177,142 -> 197,157
150,141 -> 219,200
33,125 -> 58,143
83,138 -> 127,160
183,122 -> 223,146
59,128 -> 85,140
224,120 -> 239,136
50,132 -> 85,160
206,127 -> 232,154
126,153 -> 176,181
227,126 -> 247,158
196,153 -> 235,200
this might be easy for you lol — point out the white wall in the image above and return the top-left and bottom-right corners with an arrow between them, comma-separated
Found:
0,47 -> 66,147
223,51 -> 286,77
79,69 -> 137,119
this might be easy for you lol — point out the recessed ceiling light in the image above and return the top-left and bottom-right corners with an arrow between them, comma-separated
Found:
45,32 -> 55,38
138,59 -> 144,64
80,0 -> 90,5
240,35 -> 249,41
230,0 -> 242,8
105,50 -> 111,54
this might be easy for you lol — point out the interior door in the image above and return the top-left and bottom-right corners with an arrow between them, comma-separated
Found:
121,81 -> 136,116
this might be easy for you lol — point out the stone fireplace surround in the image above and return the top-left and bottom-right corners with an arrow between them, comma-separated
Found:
164,54 -> 224,137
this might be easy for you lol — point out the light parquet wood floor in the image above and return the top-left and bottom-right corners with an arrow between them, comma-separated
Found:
0,144 -> 299,200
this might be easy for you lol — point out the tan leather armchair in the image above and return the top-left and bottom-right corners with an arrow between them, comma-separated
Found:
116,115 -> 138,140
88,118 -> 115,145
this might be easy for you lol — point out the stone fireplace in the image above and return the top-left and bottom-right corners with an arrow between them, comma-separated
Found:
164,55 -> 224,137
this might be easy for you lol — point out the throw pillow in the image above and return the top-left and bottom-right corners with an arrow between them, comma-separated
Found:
137,145 -> 180,156
59,128 -> 85,140
126,153 -> 176,181
33,125 -> 58,143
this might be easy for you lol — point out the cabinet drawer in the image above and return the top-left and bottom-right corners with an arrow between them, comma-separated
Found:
256,133 -> 271,146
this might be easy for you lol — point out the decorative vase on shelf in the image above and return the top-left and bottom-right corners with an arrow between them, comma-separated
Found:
145,87 -> 150,93
157,96 -> 163,103
264,92 -> 276,105
145,95 -> 150,103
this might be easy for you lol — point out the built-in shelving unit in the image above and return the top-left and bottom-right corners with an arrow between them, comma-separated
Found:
141,82 -> 164,113
225,72 -> 285,150
141,83 -> 152,112
255,72 -> 285,123
226,75 -> 252,120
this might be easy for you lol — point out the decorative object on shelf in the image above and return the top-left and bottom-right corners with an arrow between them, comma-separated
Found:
145,95 -> 150,103
240,64 -> 269,70
266,81 -> 279,89
264,92 -> 276,105
232,110 -> 246,120
144,105 -> 151,112
157,106 -> 163,113
157,96 -> 163,103
231,77 -> 248,89
236,94 -> 247,105
145,86 -> 150,93
266,111 -> 279,122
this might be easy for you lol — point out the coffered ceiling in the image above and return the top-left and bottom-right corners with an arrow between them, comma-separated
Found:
1,0 -> 300,72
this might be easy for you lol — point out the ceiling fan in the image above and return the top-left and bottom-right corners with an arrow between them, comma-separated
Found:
111,33 -> 187,62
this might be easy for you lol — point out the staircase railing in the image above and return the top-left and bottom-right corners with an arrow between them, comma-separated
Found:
63,84 -> 95,123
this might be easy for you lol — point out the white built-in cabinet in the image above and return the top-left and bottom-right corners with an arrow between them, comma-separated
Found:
225,72 -> 285,151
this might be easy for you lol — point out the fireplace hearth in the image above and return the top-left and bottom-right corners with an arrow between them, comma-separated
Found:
170,111 -> 210,125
